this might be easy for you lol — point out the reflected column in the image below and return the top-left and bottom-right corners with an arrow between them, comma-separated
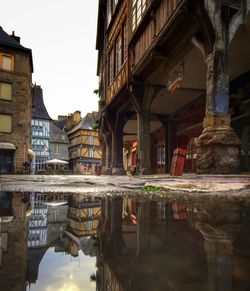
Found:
197,201 -> 242,291
136,200 -> 150,256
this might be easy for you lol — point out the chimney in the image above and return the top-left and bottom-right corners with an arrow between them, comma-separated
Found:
73,111 -> 81,125
11,31 -> 21,43
57,115 -> 67,121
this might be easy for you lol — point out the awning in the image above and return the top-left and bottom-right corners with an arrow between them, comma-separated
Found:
28,149 -> 36,157
0,142 -> 16,150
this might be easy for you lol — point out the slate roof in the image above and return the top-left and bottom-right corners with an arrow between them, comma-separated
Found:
0,26 -> 33,72
50,121 -> 69,143
32,85 -> 52,120
56,118 -> 67,130
68,112 -> 99,134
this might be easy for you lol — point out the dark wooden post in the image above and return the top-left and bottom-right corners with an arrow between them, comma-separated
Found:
131,85 -> 157,175
196,1 -> 245,174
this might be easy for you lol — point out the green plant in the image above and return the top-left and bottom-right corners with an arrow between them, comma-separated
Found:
142,185 -> 163,192
93,119 -> 100,130
93,89 -> 99,95
98,99 -> 105,107
90,273 -> 97,282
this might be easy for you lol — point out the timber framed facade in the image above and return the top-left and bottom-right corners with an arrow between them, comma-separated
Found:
97,0 -> 250,175
67,111 -> 102,174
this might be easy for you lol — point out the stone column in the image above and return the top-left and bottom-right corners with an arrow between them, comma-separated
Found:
196,2 -> 241,174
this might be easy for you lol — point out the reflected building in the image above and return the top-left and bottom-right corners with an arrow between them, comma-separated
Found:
27,192 -> 69,287
64,194 -> 101,257
0,192 -> 31,291
1,192 -> 250,291
96,196 -> 250,291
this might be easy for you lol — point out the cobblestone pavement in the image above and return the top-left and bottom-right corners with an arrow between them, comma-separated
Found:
0,174 -> 250,197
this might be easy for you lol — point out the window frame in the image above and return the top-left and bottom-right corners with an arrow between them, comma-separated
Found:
108,48 -> 114,85
115,33 -> 122,75
0,113 -> 12,133
0,53 -> 14,72
0,81 -> 12,101
122,20 -> 127,64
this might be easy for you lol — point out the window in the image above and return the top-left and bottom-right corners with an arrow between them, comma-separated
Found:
0,54 -> 14,71
0,114 -> 11,133
88,148 -> 94,158
115,35 -> 122,75
88,208 -> 93,217
88,136 -> 94,145
157,144 -> 166,168
0,82 -> 12,100
132,0 -> 148,31
107,0 -> 119,26
122,21 -> 127,64
107,0 -> 112,25
108,48 -> 114,85
86,221 -> 93,231
55,144 -> 60,155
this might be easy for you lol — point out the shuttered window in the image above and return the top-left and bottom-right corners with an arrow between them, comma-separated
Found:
0,82 -> 12,100
0,114 -> 12,133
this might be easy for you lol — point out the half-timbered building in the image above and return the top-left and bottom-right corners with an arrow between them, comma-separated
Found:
66,194 -> 101,241
67,111 -> 102,174
31,85 -> 51,172
97,0 -> 250,175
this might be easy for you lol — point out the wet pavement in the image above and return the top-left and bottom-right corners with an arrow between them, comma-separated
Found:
0,174 -> 250,196
1,190 -> 250,291
1,174 -> 250,290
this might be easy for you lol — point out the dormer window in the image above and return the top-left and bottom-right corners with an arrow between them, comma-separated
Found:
0,53 -> 14,71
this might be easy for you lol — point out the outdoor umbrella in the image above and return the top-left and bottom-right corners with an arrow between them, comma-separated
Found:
43,159 -> 69,172
43,159 -> 68,165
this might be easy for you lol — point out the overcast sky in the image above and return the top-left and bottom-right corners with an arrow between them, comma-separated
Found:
1,0 -> 99,119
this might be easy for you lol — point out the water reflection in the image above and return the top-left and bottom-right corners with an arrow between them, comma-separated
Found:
0,192 -> 250,290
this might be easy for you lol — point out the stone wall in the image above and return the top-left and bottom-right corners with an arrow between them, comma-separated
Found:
0,49 -> 33,173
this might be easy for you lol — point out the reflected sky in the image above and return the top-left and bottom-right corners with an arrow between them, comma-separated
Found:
28,247 -> 96,291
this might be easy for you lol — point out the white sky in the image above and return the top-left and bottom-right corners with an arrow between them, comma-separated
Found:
1,0 -> 99,119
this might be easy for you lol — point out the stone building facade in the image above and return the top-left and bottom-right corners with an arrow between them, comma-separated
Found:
0,27 -> 33,173
96,0 -> 250,175
50,121 -> 69,162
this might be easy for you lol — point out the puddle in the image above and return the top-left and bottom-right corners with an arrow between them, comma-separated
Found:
1,191 -> 250,290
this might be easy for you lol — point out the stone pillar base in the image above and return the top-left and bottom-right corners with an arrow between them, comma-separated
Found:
112,167 -> 127,175
139,167 -> 153,175
104,167 -> 112,175
196,114 -> 241,174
